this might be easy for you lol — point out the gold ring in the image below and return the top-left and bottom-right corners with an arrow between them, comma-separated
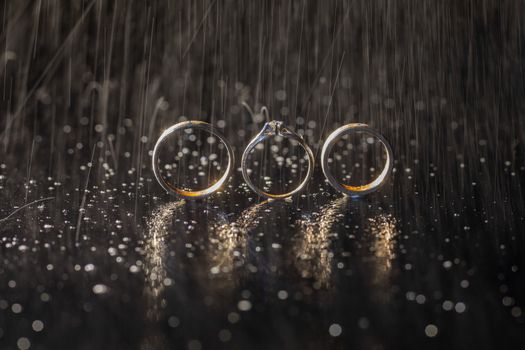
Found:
321,123 -> 393,196
152,121 -> 234,199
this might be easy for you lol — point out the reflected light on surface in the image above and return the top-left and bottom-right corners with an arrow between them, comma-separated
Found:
139,329 -> 169,350
294,197 -> 349,287
368,213 -> 398,301
369,214 -> 397,272
143,200 -> 185,321
209,200 -> 271,275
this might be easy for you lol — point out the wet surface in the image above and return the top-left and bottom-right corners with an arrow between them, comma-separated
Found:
1,1 -> 525,349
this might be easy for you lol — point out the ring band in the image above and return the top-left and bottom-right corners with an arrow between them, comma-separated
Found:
241,121 -> 314,199
152,120 -> 234,199
321,123 -> 393,196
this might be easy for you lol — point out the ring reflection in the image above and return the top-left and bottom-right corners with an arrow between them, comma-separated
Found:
143,200 -> 228,321
294,198 -> 399,291
207,200 -> 287,287
367,213 -> 398,301
294,197 -> 349,287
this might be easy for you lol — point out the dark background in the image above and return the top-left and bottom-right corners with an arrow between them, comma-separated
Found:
0,0 -> 525,349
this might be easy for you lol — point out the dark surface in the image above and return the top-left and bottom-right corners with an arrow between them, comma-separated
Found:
1,1 -> 525,349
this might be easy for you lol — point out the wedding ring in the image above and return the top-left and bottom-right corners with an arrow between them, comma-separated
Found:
321,123 -> 393,196
152,120 -> 234,199
241,121 -> 314,199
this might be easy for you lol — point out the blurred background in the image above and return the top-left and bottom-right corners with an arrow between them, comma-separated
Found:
0,0 -> 525,349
